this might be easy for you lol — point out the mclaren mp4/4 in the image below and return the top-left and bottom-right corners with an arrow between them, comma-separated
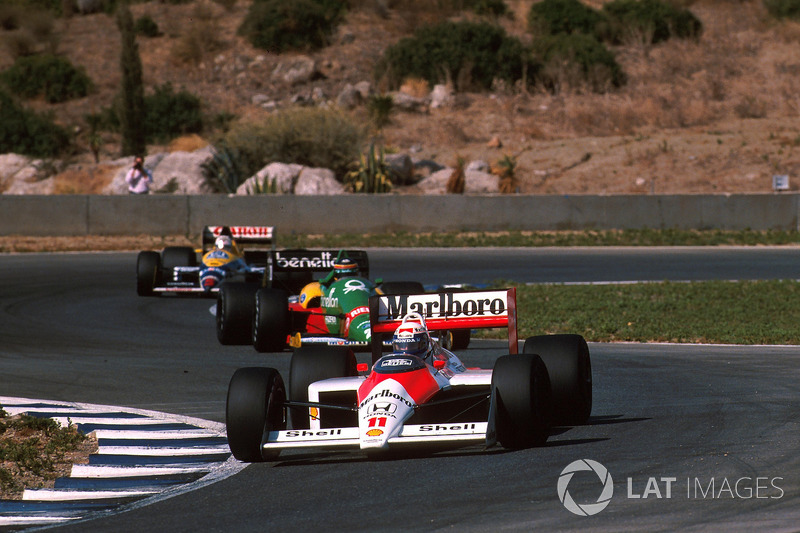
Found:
225,288 -> 592,461
136,225 -> 274,297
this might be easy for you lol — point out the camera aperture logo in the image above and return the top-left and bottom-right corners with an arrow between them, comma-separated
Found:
558,459 -> 614,516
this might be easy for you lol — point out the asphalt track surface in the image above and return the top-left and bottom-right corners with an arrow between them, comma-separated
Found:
1,249 -> 799,532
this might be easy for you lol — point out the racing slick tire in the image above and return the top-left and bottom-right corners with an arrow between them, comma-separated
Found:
253,288 -> 290,353
523,334 -> 592,426
161,246 -> 197,269
136,251 -> 160,296
289,346 -> 357,429
226,367 -> 287,462
217,282 -> 257,345
491,354 -> 552,449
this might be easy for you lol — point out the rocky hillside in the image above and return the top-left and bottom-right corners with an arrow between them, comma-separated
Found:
2,0 -> 800,195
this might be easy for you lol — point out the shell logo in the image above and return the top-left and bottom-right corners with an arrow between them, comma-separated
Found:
366,429 -> 384,437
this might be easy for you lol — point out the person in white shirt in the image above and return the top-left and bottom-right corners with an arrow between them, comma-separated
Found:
125,156 -> 153,194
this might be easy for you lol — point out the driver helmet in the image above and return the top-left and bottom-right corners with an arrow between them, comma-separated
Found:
333,257 -> 359,278
392,312 -> 432,359
215,235 -> 233,251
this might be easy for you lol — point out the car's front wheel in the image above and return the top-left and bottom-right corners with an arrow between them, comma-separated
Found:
136,251 -> 160,296
226,367 -> 287,462
491,354 -> 552,449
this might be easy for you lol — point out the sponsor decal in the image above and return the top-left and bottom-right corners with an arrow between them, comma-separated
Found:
358,389 -> 416,410
366,429 -> 384,437
275,251 -> 335,269
284,429 -> 343,438
342,279 -> 368,294
369,403 -> 397,415
382,292 -> 506,320
419,423 -> 477,432
381,358 -> 414,367
211,226 -> 273,238
347,306 -> 369,319
321,296 -> 339,308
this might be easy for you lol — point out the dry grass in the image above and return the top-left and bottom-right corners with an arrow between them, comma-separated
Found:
1,0 -> 799,194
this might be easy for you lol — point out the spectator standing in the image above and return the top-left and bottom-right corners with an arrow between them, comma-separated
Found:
126,156 -> 153,194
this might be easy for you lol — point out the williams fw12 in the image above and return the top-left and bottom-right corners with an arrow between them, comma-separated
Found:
225,288 -> 592,461
136,225 -> 274,297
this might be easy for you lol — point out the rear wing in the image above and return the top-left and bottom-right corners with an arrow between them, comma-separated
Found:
369,288 -> 518,362
265,249 -> 370,293
202,226 -> 276,252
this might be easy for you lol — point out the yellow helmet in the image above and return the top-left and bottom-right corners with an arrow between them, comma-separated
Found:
299,282 -> 322,308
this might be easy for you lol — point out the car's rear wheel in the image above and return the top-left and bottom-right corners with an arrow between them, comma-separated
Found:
523,334 -> 592,426
136,251 -> 160,296
217,282 -> 257,345
226,367 -> 286,462
289,346 -> 357,429
492,354 -> 552,449
161,246 -> 197,269
253,288 -> 290,353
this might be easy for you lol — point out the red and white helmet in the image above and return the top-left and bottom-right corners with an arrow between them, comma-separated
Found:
392,312 -> 432,359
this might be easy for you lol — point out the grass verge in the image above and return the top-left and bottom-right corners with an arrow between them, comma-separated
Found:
497,280 -> 800,345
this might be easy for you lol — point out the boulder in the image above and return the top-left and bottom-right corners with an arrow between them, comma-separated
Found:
430,84 -> 454,109
294,167 -> 345,195
336,83 -> 362,109
385,153 -> 415,186
272,55 -> 317,86
390,91 -> 429,113
417,168 -> 500,194
237,163 -> 304,195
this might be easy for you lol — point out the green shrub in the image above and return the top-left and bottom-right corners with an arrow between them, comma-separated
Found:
534,33 -> 626,92
201,146 -> 248,194
375,20 -> 537,91
527,0 -> 608,38
238,0 -> 345,53
764,0 -> 800,19
144,83 -> 203,143
218,106 -> 364,180
0,90 -> 71,157
344,141 -> 392,193
0,54 -> 92,103
134,14 -> 160,37
602,0 -> 702,44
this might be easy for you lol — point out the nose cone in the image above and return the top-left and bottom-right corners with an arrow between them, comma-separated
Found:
346,312 -> 372,342
358,380 -> 415,450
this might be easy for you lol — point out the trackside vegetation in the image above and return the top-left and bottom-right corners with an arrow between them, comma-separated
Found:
511,280 -> 800,345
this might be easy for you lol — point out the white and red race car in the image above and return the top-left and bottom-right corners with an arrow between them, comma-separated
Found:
225,288 -> 592,462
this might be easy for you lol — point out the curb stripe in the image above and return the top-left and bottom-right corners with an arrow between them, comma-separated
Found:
0,396 -> 244,529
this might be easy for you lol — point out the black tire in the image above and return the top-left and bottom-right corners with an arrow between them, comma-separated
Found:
226,367 -> 287,462
136,251 -> 160,296
289,346 -> 357,429
161,246 -> 197,269
253,288 -> 290,353
492,354 -> 552,449
380,281 -> 425,295
217,282 -> 257,345
523,334 -> 592,426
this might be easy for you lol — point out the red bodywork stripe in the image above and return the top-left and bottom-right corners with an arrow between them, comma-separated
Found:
358,368 -> 440,406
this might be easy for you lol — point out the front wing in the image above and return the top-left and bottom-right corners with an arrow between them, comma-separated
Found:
262,422 -> 489,451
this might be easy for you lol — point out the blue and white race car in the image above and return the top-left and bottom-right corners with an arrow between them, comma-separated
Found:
136,225 -> 273,297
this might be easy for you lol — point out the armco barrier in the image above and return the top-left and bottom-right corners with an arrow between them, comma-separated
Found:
0,193 -> 798,236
